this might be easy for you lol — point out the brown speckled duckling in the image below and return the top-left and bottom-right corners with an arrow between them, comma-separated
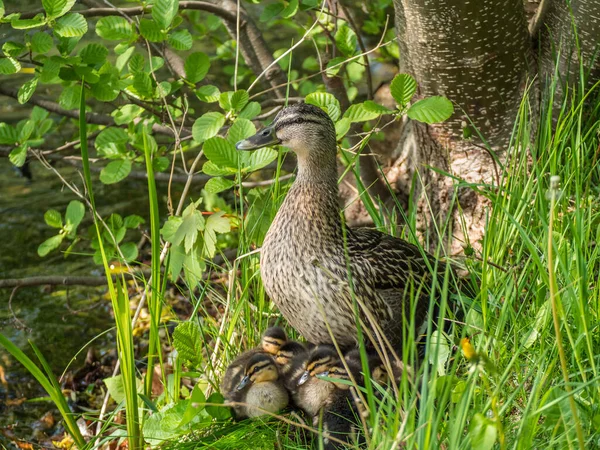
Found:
236,103 -> 446,351
229,353 -> 289,419
221,326 -> 287,397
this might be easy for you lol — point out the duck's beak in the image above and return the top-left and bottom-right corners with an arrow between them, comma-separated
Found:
236,125 -> 280,150
297,370 -> 310,386
236,375 -> 251,391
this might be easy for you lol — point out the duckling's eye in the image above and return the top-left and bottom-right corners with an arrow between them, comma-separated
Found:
253,366 -> 259,374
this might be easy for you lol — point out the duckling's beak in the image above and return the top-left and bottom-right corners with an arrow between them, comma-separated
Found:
236,375 -> 251,391
298,370 -> 310,386
236,125 -> 281,150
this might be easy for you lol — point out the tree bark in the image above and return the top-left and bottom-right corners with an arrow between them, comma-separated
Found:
392,0 -> 533,253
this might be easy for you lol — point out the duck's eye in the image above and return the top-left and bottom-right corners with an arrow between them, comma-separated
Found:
261,129 -> 270,136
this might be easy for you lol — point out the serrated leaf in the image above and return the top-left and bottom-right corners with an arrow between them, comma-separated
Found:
153,0 -> 179,30
120,242 -> 138,262
112,104 -> 143,125
305,92 -> 341,121
0,57 -> 20,75
65,200 -> 85,228
38,234 -> 64,257
184,52 -> 210,83
79,43 -> 108,65
343,102 -> 380,122
205,177 -> 235,194
9,145 -> 27,167
11,14 -> 46,30
280,0 -> 298,18
335,22 -> 357,56
133,72 -> 153,97
54,13 -> 87,37
195,84 -> 220,103
18,78 -> 38,104
363,100 -> 395,115
100,159 -> 132,184
260,2 -> 284,22
96,127 -> 129,153
203,136 -> 238,168
203,211 -> 230,257
30,32 -> 53,53
407,96 -> 454,124
390,73 -> 417,107
153,155 -> 170,172
227,118 -> 255,145
161,216 -> 183,242
139,18 -> 165,43
44,209 -> 63,228
192,112 -> 225,143
167,29 -> 192,50
202,161 -> 236,176
115,46 -> 134,72
128,53 -> 144,74
58,84 -> 81,110
90,74 -> 119,102
243,147 -> 278,172
19,120 -> 35,142
124,215 -> 145,229
238,101 -> 261,120
230,89 -> 249,113
335,117 -> 351,140
42,0 -> 75,19
172,203 -> 205,252
103,375 -> 126,404
206,392 -> 231,420
218,92 -> 232,111
40,58 -> 60,83
173,321 -> 202,366
0,123 -> 18,144
3,41 -> 25,57
469,413 -> 497,450
96,16 -> 135,41
325,56 -> 345,77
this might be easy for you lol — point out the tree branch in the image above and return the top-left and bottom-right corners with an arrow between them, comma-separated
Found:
0,85 -> 185,137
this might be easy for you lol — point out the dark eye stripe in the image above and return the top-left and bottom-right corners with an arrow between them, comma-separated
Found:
275,117 -> 328,131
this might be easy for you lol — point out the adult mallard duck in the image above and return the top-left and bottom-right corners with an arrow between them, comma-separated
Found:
237,103 -> 447,351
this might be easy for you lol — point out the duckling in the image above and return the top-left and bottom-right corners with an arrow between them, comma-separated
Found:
236,103 -> 451,352
221,326 -> 287,397
229,353 -> 289,419
275,340 -> 308,376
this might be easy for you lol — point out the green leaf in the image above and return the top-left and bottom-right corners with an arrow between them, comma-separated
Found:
38,234 -> 64,257
243,147 -> 278,172
192,112 -> 225,143
363,100 -> 395,115
79,43 -> 108,65
44,210 -> 63,228
124,215 -> 145,229
238,101 -> 261,120
112,104 -> 143,125
19,120 -> 35,142
100,159 -> 132,184
120,242 -> 138,262
227,118 -> 255,145
95,128 -> 129,157
9,145 -> 27,167
173,204 -> 205,253
58,84 -> 81,110
281,0 -> 299,18
205,177 -> 235,194
335,117 -> 351,140
96,16 -> 135,41
390,73 -> 417,107
184,52 -> 210,83
104,375 -> 126,404
128,53 -> 144,74
469,413 -> 497,450
90,74 -> 119,102
407,96 -> 454,124
305,92 -> 341,121
335,22 -> 357,56
206,392 -> 231,420
203,136 -> 238,168
195,85 -> 220,103
229,89 -> 249,113
139,18 -> 165,43
202,161 -> 235,176
11,14 -> 46,30
54,13 -> 88,37
42,0 -> 75,19
0,57 -> 20,75
343,102 -> 380,122
30,32 -> 53,53
260,2 -> 284,22
65,200 -> 85,228
133,72 -> 154,98
153,156 -> 170,172
18,78 -> 38,104
0,123 -> 18,144
325,56 -> 345,77
115,46 -> 135,72
161,216 -> 183,243
173,322 -> 203,367
203,211 -> 230,257
153,0 -> 179,30
2,41 -> 25,57
40,58 -> 60,83
167,29 -> 192,50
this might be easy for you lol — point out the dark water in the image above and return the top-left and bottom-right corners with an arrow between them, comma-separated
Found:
0,156 -> 155,446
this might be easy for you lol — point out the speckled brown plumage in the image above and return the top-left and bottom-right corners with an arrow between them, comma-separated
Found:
237,103 -> 447,351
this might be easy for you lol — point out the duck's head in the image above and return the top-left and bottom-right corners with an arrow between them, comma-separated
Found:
297,346 -> 340,386
261,326 -> 287,355
235,103 -> 337,159
236,354 -> 279,391
275,341 -> 307,368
